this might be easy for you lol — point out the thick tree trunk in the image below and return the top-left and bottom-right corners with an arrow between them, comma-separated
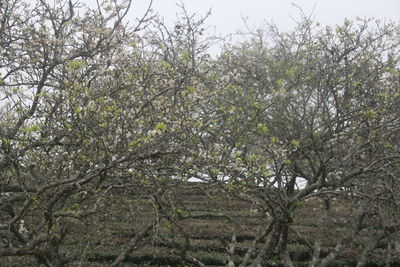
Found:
279,224 -> 294,267
251,223 -> 281,267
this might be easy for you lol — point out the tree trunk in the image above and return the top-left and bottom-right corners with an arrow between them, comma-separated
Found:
279,224 -> 294,267
385,239 -> 393,267
239,220 -> 275,267
251,223 -> 281,267
110,223 -> 153,266
356,230 -> 386,267
320,201 -> 368,267
309,198 -> 329,267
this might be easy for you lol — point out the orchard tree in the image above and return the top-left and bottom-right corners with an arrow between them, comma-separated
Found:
192,17 -> 400,266
0,0 -> 213,265
1,0 -> 400,266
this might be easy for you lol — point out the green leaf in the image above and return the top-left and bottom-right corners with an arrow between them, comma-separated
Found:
185,86 -> 196,94
277,78 -> 284,88
290,139 -> 300,148
22,125 -> 41,133
128,140 -> 139,147
364,109 -> 377,119
2,138 -> 10,147
67,60 -> 85,70
181,50 -> 190,61
271,137 -> 279,144
155,122 -> 167,131
257,124 -> 269,135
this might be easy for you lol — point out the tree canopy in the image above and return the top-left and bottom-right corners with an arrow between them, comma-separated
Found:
1,1 -> 399,266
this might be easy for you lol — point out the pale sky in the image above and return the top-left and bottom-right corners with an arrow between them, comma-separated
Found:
129,0 -> 400,36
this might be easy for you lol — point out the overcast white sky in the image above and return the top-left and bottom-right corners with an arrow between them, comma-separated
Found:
128,0 -> 400,35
